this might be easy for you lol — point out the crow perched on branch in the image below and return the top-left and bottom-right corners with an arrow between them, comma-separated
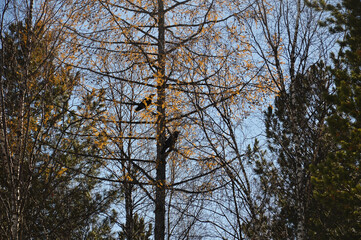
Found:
135,94 -> 155,111
162,131 -> 180,154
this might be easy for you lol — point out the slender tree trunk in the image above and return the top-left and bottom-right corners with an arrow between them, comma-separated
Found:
10,3 -> 33,238
289,1 -> 306,238
125,174 -> 134,239
291,77 -> 306,240
296,165 -> 305,240
10,182 -> 21,240
155,0 -> 166,239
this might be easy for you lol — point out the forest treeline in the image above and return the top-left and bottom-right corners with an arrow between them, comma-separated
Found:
0,0 -> 360,239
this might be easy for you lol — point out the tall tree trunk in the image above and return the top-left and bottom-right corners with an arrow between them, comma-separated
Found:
155,0 -> 166,239
291,78 -> 306,240
290,1 -> 306,238
125,170 -> 134,239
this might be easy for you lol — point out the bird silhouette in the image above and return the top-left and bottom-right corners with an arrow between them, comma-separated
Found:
135,94 -> 155,111
162,131 -> 180,154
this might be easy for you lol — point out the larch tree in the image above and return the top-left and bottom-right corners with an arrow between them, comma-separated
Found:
0,1 -> 117,238
59,0 -> 271,239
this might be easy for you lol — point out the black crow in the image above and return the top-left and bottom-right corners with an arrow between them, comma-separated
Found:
135,94 -> 155,111
162,131 -> 180,154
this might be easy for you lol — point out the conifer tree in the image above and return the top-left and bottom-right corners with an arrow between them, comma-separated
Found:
119,213 -> 152,240
237,0 -> 336,238
310,0 -> 361,238
250,63 -> 333,239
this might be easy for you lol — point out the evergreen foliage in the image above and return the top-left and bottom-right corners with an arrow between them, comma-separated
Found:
251,63 -> 333,239
119,213 -> 152,240
310,0 -> 361,238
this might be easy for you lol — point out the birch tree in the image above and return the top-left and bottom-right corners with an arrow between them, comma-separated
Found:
0,1 -> 116,238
